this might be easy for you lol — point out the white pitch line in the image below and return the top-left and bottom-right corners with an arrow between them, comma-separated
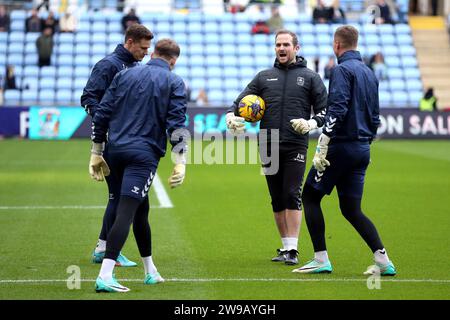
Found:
0,205 -> 165,210
0,278 -> 449,284
152,173 -> 173,208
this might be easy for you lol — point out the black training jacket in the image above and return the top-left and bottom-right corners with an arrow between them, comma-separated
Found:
229,56 -> 328,149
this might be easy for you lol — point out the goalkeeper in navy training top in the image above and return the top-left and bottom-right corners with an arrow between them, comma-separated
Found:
226,29 -> 328,266
89,38 -> 188,292
292,25 -> 396,276
81,24 -> 153,267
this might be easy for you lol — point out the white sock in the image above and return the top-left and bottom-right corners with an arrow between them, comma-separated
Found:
99,258 -> 116,281
314,250 -> 329,263
374,248 -> 390,265
284,237 -> 298,251
142,256 -> 158,275
95,239 -> 106,253
281,238 -> 289,251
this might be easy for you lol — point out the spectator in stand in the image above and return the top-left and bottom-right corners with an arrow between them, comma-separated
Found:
370,52 -> 388,81
121,8 -> 141,33
312,0 -> 334,24
331,0 -> 347,23
251,19 -> 270,34
323,56 -> 336,79
0,5 -> 10,32
41,10 -> 58,34
373,0 -> 395,24
195,89 -> 209,107
36,27 -> 54,67
25,8 -> 43,33
267,5 -> 284,33
59,9 -> 77,33
4,65 -> 18,90
420,88 -> 438,111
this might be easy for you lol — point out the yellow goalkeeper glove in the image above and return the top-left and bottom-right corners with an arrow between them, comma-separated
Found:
168,152 -> 186,189
89,142 -> 110,181
313,133 -> 331,172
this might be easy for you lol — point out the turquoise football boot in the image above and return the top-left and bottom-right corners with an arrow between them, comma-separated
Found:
115,253 -> 137,267
95,276 -> 130,293
292,259 -> 333,274
92,251 -> 137,267
144,272 -> 165,285
364,261 -> 397,276
92,250 -> 105,264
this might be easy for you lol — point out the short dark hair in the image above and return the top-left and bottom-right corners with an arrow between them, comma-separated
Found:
334,25 -> 358,49
125,24 -> 153,42
154,38 -> 181,59
275,29 -> 298,47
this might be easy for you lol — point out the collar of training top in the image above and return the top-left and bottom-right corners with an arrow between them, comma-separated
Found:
274,55 -> 307,70
114,44 -> 137,63
337,50 -> 362,64
146,58 -> 170,69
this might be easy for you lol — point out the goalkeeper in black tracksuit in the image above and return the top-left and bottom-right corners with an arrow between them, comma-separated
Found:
226,29 -> 328,265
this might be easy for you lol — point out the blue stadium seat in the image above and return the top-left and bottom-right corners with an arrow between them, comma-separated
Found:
252,34 -> 270,45
387,68 -> 403,79
187,22 -> 202,34
40,66 -> 56,78
8,43 -> 24,55
107,22 -> 122,33
77,22 -> 90,33
219,33 -> 235,45
91,33 -> 106,44
39,89 -> 56,104
399,45 -> 416,56
220,22 -> 234,34
401,56 -> 417,68
379,91 -> 391,107
204,33 -> 219,44
25,32 -> 40,43
378,24 -> 394,34
403,68 -> 420,79
74,77 -> 88,90
58,33 -> 74,44
408,91 -> 423,107
189,56 -> 204,67
4,90 -> 21,105
318,46 -> 334,56
239,67 -> 255,78
204,22 -> 219,33
225,90 -> 241,103
221,44 -> 236,56
107,12 -> 123,24
301,46 -> 318,57
385,56 -> 401,67
174,66 -> 189,79
208,89 -> 224,104
238,55 -> 254,68
75,44 -> 90,55
57,78 -> 73,90
206,67 -> 223,78
406,79 -> 422,91
299,24 -> 314,34
23,66 -> 40,77
92,44 -> 107,56
381,34 -> 396,45
8,32 -> 25,43
40,77 -> 56,90
57,55 -> 74,67
224,78 -> 239,90
391,91 -> 409,107
206,78 -> 223,90
255,56 -> 273,69
21,90 -> 39,104
74,55 -> 91,67
75,33 -> 90,44
315,24 -> 330,34
22,76 -> 39,90
91,12 -> 107,22
390,79 -> 406,91
91,55 -> 104,66
300,33 -> 315,46
205,44 -> 221,56
24,42 -> 37,55
7,54 -> 24,66
364,34 -> 379,45
14,66 -> 23,78
238,46 -> 253,56
383,45 -> 399,56
57,66 -> 74,79
172,22 -> 186,34
317,34 -> 332,45
10,10 -> 26,21
208,56 -> 222,67
56,90 -> 73,104
189,33 -> 203,44
394,24 -> 410,34
378,80 -> 389,92
58,43 -> 74,55
396,34 -> 413,45
190,67 -> 206,78
92,22 -> 107,33
223,67 -> 239,78
10,20 -> 25,32
190,77 -> 206,90
362,24 -> 377,34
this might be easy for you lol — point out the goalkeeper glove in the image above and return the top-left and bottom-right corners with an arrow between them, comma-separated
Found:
313,133 -> 331,172
168,152 -> 186,189
290,118 -> 318,134
89,142 -> 110,181
225,112 -> 245,135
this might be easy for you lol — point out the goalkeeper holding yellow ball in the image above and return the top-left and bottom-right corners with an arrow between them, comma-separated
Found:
226,29 -> 328,265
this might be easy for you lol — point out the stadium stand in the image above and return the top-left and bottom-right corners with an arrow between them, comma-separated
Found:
1,1 -> 423,108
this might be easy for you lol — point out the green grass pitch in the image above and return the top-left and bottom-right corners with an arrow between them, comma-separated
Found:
0,139 -> 449,300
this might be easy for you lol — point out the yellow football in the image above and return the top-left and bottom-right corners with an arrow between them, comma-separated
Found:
237,94 -> 266,122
